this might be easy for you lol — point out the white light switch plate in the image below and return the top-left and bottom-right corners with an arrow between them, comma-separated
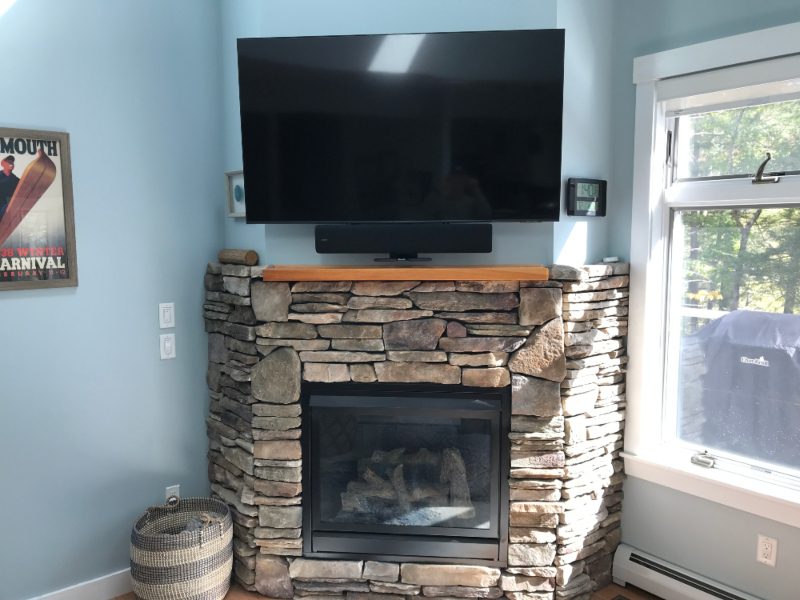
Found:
159,302 -> 175,328
160,333 -> 176,360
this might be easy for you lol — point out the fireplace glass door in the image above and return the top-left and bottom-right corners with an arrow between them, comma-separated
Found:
304,384 -> 509,564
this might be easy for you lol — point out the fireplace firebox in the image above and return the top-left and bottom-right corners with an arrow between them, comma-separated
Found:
302,383 -> 510,565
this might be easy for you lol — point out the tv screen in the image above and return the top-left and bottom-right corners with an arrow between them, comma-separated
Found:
238,30 -> 564,224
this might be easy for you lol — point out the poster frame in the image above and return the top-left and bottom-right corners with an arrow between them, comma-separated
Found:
0,127 -> 78,291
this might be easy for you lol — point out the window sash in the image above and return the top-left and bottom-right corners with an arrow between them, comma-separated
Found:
661,201 -> 800,486
700,450 -> 800,490
668,94 -> 800,182
666,176 -> 800,208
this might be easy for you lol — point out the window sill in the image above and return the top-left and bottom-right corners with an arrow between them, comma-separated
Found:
622,449 -> 800,529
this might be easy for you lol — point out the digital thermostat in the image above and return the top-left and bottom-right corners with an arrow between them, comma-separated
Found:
566,178 -> 607,217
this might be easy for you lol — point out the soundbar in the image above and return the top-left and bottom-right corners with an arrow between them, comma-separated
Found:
315,223 -> 493,261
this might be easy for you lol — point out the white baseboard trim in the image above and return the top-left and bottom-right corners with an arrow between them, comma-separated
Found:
29,568 -> 132,600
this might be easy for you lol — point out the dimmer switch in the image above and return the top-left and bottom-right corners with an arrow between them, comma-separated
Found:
160,334 -> 176,360
159,302 -> 175,328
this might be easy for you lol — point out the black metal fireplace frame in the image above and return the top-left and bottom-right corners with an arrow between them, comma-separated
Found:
301,382 -> 510,566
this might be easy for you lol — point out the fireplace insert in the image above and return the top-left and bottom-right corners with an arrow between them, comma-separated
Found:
302,383 -> 510,565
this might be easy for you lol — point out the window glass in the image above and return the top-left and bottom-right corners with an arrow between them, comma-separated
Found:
675,99 -> 800,180
671,207 -> 800,474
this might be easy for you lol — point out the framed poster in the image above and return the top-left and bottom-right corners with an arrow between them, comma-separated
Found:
0,128 -> 77,290
226,170 -> 246,218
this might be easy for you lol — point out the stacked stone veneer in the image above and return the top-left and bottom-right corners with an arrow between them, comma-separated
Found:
204,261 -> 628,600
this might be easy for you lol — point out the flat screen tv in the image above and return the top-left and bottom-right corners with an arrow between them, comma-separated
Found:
238,30 -> 564,224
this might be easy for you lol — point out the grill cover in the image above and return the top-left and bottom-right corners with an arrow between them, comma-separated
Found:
688,310 -> 800,468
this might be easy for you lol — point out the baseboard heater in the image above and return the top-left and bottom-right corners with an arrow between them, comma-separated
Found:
613,544 -> 762,600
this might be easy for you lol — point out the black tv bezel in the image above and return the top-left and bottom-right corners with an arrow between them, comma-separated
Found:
237,29 -> 565,225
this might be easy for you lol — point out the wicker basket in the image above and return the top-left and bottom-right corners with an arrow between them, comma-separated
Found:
130,497 -> 233,600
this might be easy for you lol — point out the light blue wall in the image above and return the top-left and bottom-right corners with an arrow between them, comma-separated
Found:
553,0 -> 614,265
608,3 -> 800,598
220,0 -> 559,265
622,479 -> 800,600
0,1 -> 223,598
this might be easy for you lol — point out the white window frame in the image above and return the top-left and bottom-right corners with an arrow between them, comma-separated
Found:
626,22 -> 800,529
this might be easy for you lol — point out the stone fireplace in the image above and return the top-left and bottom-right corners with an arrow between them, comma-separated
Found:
204,263 -> 627,600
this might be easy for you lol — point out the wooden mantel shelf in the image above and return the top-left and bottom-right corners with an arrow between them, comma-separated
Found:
261,264 -> 549,282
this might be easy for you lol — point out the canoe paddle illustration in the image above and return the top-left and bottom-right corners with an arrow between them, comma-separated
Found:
0,149 -> 57,247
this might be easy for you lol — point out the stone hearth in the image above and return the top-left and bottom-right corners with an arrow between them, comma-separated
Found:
204,262 -> 628,600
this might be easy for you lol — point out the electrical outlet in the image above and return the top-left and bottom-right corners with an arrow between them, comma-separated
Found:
757,534 -> 777,567
166,484 -> 180,501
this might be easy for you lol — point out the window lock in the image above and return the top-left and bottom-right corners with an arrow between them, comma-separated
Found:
691,451 -> 716,468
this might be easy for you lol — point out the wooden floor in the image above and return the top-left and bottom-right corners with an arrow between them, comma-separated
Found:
592,583 -> 663,600
116,582 -> 661,600
215,589 -> 260,600
114,585 -> 256,600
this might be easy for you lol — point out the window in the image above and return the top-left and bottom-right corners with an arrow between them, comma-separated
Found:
627,24 -> 800,527
669,207 -> 800,480
664,94 -> 800,488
